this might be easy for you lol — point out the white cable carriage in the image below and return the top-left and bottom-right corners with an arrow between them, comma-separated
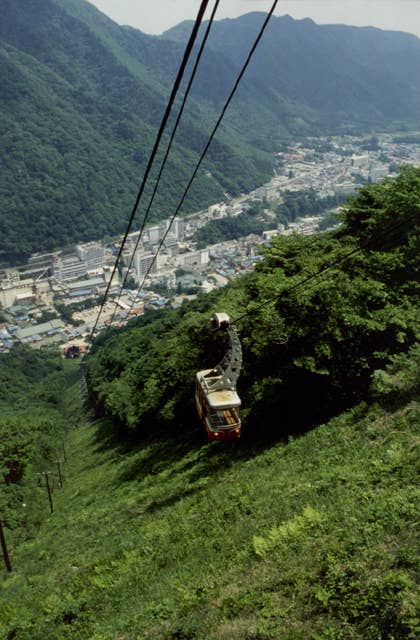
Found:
195,313 -> 242,441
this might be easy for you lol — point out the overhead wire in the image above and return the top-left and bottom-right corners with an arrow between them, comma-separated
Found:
108,0 -> 221,328
126,0 -> 280,313
91,0 -> 211,338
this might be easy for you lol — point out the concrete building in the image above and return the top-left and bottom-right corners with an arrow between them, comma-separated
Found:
147,271 -> 177,290
15,319 -> 64,342
370,166 -> 389,182
159,218 -> 185,243
207,203 -> 227,219
175,248 -> 209,271
146,225 -> 161,244
53,255 -> 87,282
66,277 -> 106,296
334,182 -> 360,197
0,273 -> 35,309
76,243 -> 105,270
262,229 -> 280,241
351,154 -> 370,169
133,251 -> 164,279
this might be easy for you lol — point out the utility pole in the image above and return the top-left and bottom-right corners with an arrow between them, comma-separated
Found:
62,441 -> 67,463
0,520 -> 12,573
44,472 -> 54,513
56,460 -> 63,488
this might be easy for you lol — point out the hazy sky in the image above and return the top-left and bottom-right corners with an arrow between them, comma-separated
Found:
88,1 -> 420,38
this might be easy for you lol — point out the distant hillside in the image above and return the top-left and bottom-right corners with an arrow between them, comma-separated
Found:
0,0 -> 272,264
1,1 -> 420,264
165,12 -> 420,128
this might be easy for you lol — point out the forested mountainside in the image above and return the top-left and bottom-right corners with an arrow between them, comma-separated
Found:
165,12 -> 420,128
1,0 -> 420,264
86,168 -> 419,438
0,0 -> 271,264
0,172 -> 418,639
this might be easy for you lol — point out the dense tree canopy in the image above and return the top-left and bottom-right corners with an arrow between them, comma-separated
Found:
86,167 -> 420,438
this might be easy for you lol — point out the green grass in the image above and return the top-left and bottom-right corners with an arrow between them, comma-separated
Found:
0,371 -> 418,639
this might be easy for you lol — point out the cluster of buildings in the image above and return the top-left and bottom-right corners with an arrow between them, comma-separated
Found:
1,133 -> 419,352
273,132 -> 420,200
120,218 -> 210,290
0,244 -> 114,308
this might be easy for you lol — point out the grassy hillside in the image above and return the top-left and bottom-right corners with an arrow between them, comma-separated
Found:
0,166 -> 418,640
0,347 -> 79,539
0,346 -> 418,639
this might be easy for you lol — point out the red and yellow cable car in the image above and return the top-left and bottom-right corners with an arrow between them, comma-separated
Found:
195,313 -> 242,441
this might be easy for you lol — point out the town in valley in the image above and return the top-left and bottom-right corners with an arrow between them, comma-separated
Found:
1,132 -> 419,354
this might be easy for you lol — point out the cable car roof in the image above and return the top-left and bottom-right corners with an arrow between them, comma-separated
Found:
196,370 -> 241,409
206,388 -> 241,409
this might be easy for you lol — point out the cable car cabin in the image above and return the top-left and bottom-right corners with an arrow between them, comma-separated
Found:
195,312 -> 243,441
195,370 -> 241,441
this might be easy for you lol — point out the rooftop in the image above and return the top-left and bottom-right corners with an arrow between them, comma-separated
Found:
15,319 -> 64,340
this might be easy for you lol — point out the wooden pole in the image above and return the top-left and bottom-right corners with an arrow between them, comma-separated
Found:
56,460 -> 63,488
0,520 -> 12,573
44,472 -> 54,513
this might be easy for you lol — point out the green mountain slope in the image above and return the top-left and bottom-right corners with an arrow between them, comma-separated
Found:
0,345 -> 418,639
2,1 -> 420,264
0,0 -> 272,264
0,172 -> 419,638
86,168 -> 420,438
165,12 -> 420,127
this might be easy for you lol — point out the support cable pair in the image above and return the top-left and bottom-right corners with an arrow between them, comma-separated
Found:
93,1 -> 279,335
91,0 -> 212,337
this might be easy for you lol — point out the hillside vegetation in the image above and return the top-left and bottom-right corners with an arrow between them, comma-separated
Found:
0,337 -> 418,639
0,170 -> 419,638
87,168 -> 420,438
2,1 -> 420,263
0,0 -> 271,264
166,13 -> 420,130
0,347 -> 78,538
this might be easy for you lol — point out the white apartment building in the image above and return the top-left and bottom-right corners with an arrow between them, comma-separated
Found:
76,243 -> 105,270
53,255 -> 87,282
144,218 -> 185,245
133,251 -> 164,279
159,218 -> 185,243
175,248 -> 209,271
146,225 -> 161,244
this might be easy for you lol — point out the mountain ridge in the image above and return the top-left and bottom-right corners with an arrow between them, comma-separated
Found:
164,12 -> 420,122
1,1 -> 420,264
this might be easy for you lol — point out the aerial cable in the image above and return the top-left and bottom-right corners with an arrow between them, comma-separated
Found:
127,0 -> 280,312
91,0 -> 211,338
231,212 -> 418,325
108,0 -> 221,328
